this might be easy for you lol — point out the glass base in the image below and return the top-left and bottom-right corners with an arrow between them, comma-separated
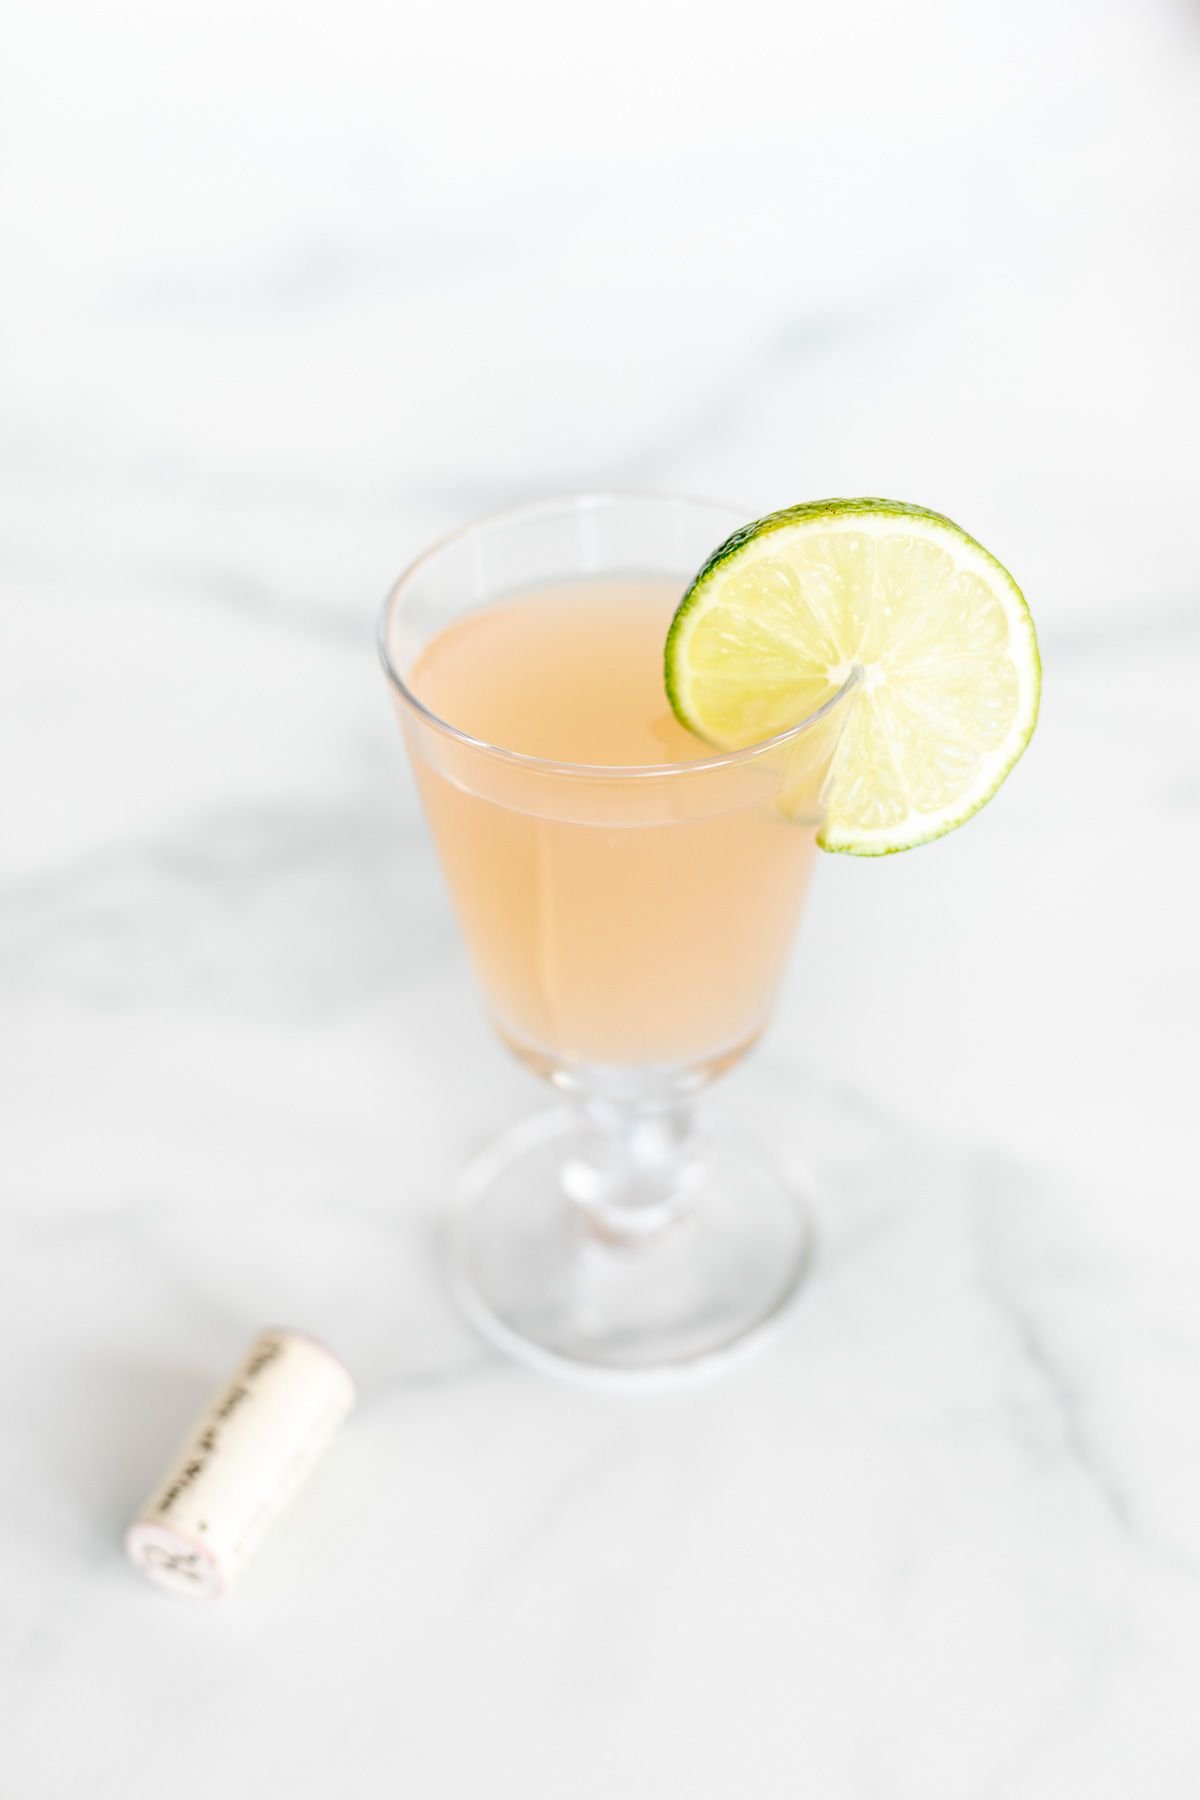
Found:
449,1108 -> 816,1385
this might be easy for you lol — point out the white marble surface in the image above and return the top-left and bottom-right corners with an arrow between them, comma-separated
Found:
3,1 -> 1200,1792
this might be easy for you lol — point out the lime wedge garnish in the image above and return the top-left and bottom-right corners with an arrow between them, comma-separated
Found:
665,498 -> 1040,854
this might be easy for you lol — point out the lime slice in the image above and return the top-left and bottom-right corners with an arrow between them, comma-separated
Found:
665,498 -> 1040,855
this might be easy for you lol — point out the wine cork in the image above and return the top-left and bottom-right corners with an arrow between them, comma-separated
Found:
126,1328 -> 354,1598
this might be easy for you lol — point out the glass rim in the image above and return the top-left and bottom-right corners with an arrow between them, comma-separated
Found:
377,489 -> 861,780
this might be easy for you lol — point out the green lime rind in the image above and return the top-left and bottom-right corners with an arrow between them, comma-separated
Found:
664,497 -> 1041,857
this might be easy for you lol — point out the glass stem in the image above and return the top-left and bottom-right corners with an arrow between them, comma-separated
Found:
560,1091 -> 703,1243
